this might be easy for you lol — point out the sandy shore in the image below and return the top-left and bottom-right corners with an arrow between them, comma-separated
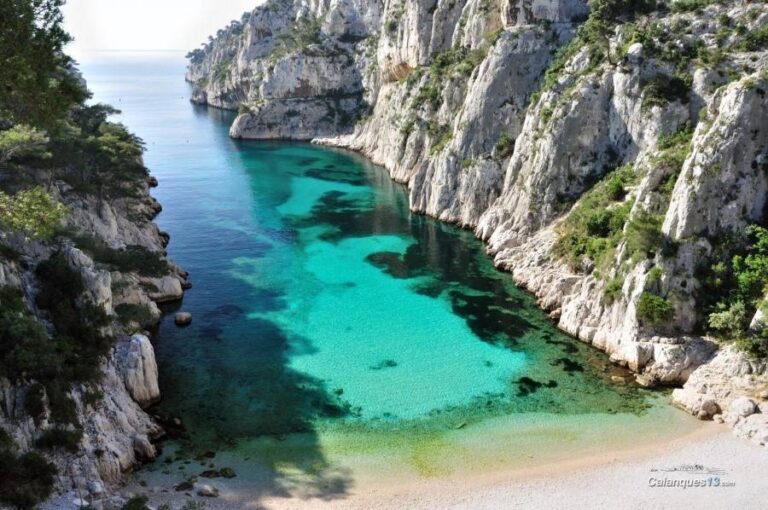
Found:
120,414 -> 768,510
245,428 -> 765,510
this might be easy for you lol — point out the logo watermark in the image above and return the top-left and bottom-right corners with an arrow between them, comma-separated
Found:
648,464 -> 736,489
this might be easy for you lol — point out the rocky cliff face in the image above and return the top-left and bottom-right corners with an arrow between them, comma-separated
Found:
0,167 -> 188,503
189,0 -> 768,444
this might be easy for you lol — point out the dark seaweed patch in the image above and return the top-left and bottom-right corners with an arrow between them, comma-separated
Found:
515,377 -> 558,397
370,359 -> 398,370
448,290 -> 531,343
552,357 -> 585,374
203,304 -> 244,321
365,252 -> 411,279
199,326 -> 224,342
544,337 -> 580,354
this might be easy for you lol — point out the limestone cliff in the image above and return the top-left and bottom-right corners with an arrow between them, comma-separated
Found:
0,139 -> 188,504
189,0 -> 768,444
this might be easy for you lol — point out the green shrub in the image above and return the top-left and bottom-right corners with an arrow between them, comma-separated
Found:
531,0 -> 658,103
427,123 -> 453,156
736,24 -> 768,52
495,133 -> 515,158
658,125 -> 693,150
669,0 -> 716,13
122,496 -> 151,510
636,292 -> 674,324
0,449 -> 57,510
73,234 -> 170,277
625,211 -> 663,259
116,303 -> 155,327
647,266 -> 664,283
0,255 -> 113,426
707,300 -> 748,338
24,384 -> 46,425
604,276 -> 625,304
553,164 -> 636,272
35,428 -> 83,453
0,187 -> 68,239
642,74 -> 691,109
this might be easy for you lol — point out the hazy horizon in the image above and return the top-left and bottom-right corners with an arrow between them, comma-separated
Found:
63,0 -> 264,57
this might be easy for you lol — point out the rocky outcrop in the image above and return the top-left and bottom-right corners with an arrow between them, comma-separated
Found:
116,335 -> 161,408
673,346 -> 768,445
0,168 -> 187,502
190,0 -> 768,443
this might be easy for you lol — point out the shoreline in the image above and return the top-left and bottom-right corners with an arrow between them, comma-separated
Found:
117,407 -> 768,510
119,398 -> 752,509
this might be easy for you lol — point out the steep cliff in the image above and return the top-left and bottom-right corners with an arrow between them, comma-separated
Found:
0,165 -> 188,506
189,0 -> 768,444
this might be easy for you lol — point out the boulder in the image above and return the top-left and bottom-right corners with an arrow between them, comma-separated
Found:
143,275 -> 183,303
197,484 -> 219,497
728,396 -> 758,418
175,312 -> 193,326
116,335 -> 160,408
132,435 -> 156,461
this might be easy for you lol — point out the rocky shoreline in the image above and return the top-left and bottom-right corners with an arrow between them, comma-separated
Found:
187,0 -> 768,446
0,170 -> 189,506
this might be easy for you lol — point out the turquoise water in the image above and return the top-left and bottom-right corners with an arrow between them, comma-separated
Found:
78,52 -> 665,481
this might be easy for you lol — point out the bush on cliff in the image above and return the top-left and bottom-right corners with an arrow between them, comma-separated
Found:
699,225 -> 768,358
72,234 -> 170,277
636,292 -> 675,325
0,450 -> 57,509
554,164 -> 636,272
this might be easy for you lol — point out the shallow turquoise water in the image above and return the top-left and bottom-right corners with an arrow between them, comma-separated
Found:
79,52 -> 653,455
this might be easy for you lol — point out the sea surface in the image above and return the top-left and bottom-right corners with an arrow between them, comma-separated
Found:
78,51 -> 698,502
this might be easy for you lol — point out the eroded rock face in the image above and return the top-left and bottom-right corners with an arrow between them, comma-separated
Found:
0,154 -> 187,500
191,0 -> 768,444
116,335 -> 161,408
673,346 -> 768,446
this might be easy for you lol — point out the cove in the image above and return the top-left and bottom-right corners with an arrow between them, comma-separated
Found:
79,52 -> 701,499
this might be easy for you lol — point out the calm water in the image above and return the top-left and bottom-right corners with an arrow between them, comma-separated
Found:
78,52 -> 684,495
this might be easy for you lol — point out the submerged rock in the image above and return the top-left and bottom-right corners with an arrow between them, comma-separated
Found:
196,484 -> 219,497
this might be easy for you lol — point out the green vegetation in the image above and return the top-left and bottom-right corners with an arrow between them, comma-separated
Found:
603,276 -> 625,304
495,133 -> 515,159
116,303 -> 155,327
427,122 -> 453,155
35,427 -> 83,453
271,15 -> 323,59
122,495 -> 151,510
0,125 -> 50,164
50,105 -> 149,198
72,234 -> 170,277
641,73 -> 692,110
698,226 -> 768,358
553,164 -> 636,272
735,24 -> 768,52
636,291 -> 675,325
412,42 -> 491,112
211,60 -> 231,83
0,187 -> 68,239
0,0 -> 89,128
531,0 -> 658,104
0,431 -> 57,510
0,254 -> 112,425
624,211 -> 664,259
668,0 -> 720,14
